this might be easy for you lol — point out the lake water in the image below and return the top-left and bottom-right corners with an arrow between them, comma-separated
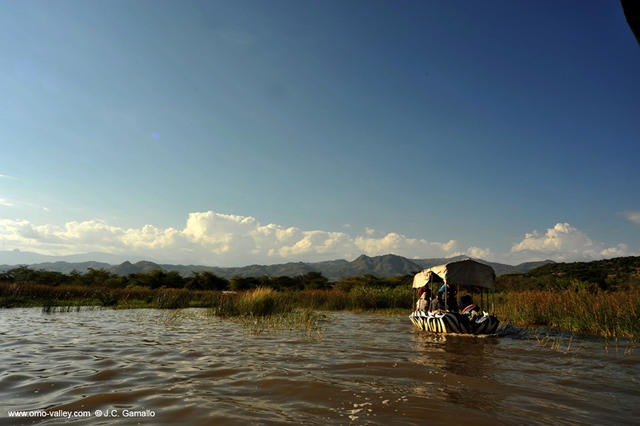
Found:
1,308 -> 638,425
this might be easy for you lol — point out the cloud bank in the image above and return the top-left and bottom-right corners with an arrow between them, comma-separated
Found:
0,213 -> 633,266
510,222 -> 631,262
0,211 -> 468,266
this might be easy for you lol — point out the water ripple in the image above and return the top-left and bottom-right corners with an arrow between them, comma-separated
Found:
0,308 -> 638,424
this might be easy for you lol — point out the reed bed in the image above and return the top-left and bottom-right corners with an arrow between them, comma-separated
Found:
210,287 -> 293,317
0,281 -> 206,309
205,288 -> 325,337
0,282 -> 413,311
2,281 -> 638,338
292,287 -> 412,311
494,289 -> 640,338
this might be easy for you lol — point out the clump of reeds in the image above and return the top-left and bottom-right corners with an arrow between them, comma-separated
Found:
237,287 -> 293,316
41,305 -> 91,313
206,288 -> 323,338
236,308 -> 325,338
209,287 -> 292,317
152,289 -> 192,309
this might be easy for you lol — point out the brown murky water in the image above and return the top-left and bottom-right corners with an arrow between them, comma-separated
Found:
1,308 -> 638,425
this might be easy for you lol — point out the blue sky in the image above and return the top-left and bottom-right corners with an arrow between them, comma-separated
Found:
1,0 -> 639,266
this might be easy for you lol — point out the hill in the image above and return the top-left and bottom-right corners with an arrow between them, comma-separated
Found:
496,256 -> 640,291
0,253 -> 553,281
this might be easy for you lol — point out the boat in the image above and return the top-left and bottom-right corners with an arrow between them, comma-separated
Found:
409,259 -> 500,335
409,310 -> 499,334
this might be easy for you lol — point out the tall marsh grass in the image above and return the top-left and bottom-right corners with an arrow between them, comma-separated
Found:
494,289 -> 640,338
207,286 -> 413,317
3,280 -> 638,338
210,287 -> 293,317
206,288 -> 323,337
0,281 -> 192,309
293,286 -> 412,311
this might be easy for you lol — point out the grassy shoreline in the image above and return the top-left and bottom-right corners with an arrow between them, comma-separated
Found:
1,281 -> 638,339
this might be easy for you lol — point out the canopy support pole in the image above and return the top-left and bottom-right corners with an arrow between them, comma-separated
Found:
444,283 -> 448,312
491,289 -> 495,313
412,288 -> 415,313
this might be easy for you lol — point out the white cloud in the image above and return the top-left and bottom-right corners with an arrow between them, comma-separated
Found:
0,198 -> 14,207
466,247 -> 492,259
0,174 -> 17,180
355,232 -> 457,258
0,214 -> 633,266
0,211 -> 459,266
624,211 -> 640,224
510,222 -> 631,262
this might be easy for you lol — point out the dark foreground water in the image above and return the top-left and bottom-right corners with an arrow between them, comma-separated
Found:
1,308 -> 638,425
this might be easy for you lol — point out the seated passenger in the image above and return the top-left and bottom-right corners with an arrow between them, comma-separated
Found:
415,287 -> 432,312
417,286 -> 428,299
437,283 -> 458,312
429,297 -> 440,312
460,295 -> 480,317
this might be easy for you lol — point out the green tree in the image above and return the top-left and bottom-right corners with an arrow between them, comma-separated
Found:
3,266 -> 37,282
229,275 -> 256,291
82,268 -> 116,286
272,275 -> 301,290
164,271 -> 186,289
300,272 -> 329,290
148,269 -> 167,289
186,271 -> 228,290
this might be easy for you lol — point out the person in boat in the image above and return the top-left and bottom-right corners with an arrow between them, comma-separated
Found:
429,296 -> 440,312
460,295 -> 480,317
416,286 -> 432,312
435,283 -> 458,312
458,294 -> 494,331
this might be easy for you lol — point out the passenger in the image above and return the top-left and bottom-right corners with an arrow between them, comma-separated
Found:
460,295 -> 480,317
437,283 -> 458,312
415,287 -> 432,312
429,297 -> 440,312
417,286 -> 428,299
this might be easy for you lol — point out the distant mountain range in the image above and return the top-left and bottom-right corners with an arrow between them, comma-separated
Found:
0,250 -> 554,281
0,249 -> 148,265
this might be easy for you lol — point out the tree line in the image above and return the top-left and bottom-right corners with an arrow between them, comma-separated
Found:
8,256 -> 634,293
0,266 -> 413,292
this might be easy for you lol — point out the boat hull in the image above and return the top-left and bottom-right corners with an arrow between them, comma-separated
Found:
409,311 -> 499,335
